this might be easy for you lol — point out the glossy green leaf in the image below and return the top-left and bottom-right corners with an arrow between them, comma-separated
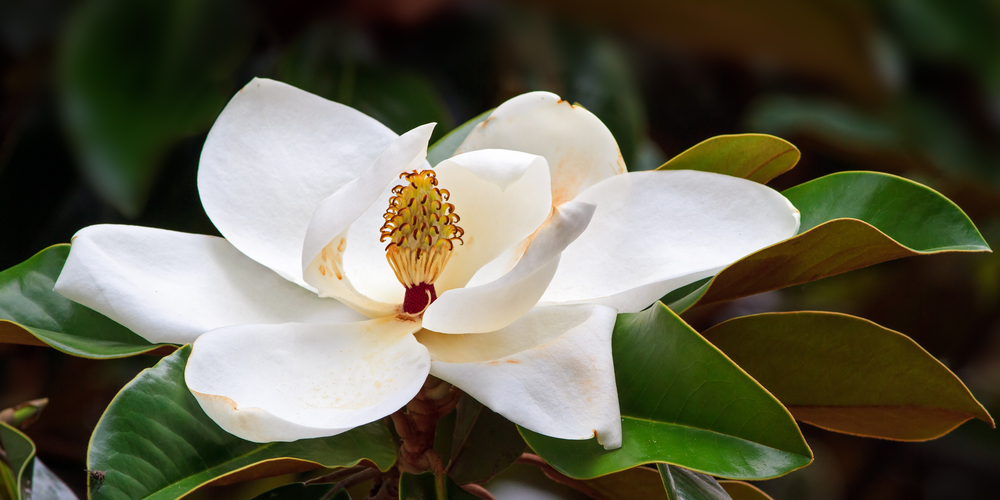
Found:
718,481 -> 773,500
668,171 -> 991,312
426,109 -> 494,166
657,134 -> 799,184
446,395 -> 526,485
59,0 -> 253,217
521,304 -> 812,480
703,312 -> 994,441
250,483 -> 346,500
88,346 -> 398,500
0,422 -> 34,500
399,472 -> 478,500
0,245 -> 171,358
658,463 -> 730,500
30,459 -> 77,500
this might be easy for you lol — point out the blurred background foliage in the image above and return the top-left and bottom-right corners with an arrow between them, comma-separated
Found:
1,0 -> 1000,498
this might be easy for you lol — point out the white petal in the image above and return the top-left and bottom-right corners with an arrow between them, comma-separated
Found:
455,91 -> 626,206
199,78 -> 398,289
421,202 -> 595,334
301,124 -> 436,315
185,317 -> 428,442
417,304 -> 622,449
538,170 -> 801,312
432,149 -> 552,292
53,225 -> 364,345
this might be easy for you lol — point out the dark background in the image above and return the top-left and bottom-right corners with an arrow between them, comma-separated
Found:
2,0 -> 999,498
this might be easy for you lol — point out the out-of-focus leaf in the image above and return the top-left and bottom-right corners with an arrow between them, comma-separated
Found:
59,0 -> 253,217
446,395 -> 525,485
31,459 -> 77,500
0,421 -> 34,500
427,109 -> 493,166
277,25 -> 453,144
0,399 -> 47,430
658,463 -> 731,500
568,38 -> 646,167
250,483 -> 345,500
88,346 -> 398,500
703,312 -> 994,440
582,466 -> 667,500
0,245 -> 172,358
657,134 -> 799,184
668,171 -> 991,312
521,304 -> 812,480
718,481 -> 774,500
399,472 -> 479,500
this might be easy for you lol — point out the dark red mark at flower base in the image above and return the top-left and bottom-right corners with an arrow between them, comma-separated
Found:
403,282 -> 437,315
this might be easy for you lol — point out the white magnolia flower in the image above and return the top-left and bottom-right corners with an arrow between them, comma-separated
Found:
54,78 -> 799,450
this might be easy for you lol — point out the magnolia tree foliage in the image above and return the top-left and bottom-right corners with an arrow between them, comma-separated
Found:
0,78 -> 993,500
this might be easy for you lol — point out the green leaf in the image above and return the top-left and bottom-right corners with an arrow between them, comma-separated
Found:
0,422 -> 35,500
658,463 -> 731,500
398,472 -> 478,500
702,312 -> 995,440
426,109 -> 494,167
718,481 -> 774,500
657,134 -> 799,184
0,245 -> 171,358
668,171 -> 991,312
521,304 -> 812,480
88,345 -> 398,500
250,483 -> 346,500
446,395 -> 525,485
59,0 -> 253,217
30,459 -> 77,500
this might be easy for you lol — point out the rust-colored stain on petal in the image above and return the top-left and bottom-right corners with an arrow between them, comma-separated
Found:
505,359 -> 521,364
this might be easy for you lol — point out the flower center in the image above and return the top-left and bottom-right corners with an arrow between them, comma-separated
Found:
381,169 -> 464,315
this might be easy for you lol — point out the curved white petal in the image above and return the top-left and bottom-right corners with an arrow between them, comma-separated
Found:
421,202 -> 595,334
417,304 -> 622,449
185,318 -> 428,442
455,91 -> 626,206
199,78 -> 398,288
302,124 -> 436,316
538,170 -> 801,312
53,225 -> 364,345
432,149 -> 552,292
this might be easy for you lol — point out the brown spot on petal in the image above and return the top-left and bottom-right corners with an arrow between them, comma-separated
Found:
505,359 -> 521,364
337,238 -> 347,252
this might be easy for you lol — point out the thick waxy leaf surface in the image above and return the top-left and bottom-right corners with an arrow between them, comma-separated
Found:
658,463 -> 731,500
250,483 -> 345,500
0,245 -> 170,358
399,472 -> 478,500
30,459 -> 77,500
521,304 -> 811,480
88,346 -> 397,500
446,395 -> 526,485
703,312 -> 994,440
668,171 -> 990,312
60,0 -> 252,217
0,422 -> 35,500
657,134 -> 799,184
426,109 -> 493,166
718,481 -> 774,500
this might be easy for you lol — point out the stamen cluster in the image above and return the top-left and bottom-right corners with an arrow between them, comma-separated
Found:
381,170 -> 464,295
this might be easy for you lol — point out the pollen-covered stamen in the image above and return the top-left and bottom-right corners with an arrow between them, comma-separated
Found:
381,170 -> 464,315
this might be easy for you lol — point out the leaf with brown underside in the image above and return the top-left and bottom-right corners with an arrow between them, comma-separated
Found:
584,466 -> 668,500
718,481 -> 774,500
703,312 -> 994,441
657,134 -> 799,184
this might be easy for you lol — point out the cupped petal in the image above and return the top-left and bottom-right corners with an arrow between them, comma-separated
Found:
538,170 -> 801,312
454,91 -> 626,206
432,149 -> 552,292
53,225 -> 364,345
199,78 -> 397,288
185,317 -> 428,443
421,201 -> 595,334
302,124 -> 436,316
416,304 -> 622,449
